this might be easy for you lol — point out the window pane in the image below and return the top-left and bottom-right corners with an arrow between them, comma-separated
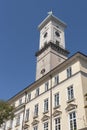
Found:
67,85 -> 74,100
69,112 -> 77,130
44,98 -> 48,112
44,122 -> 48,130
67,67 -> 72,78
45,81 -> 49,91
54,93 -> 59,107
36,88 -> 39,97
55,118 -> 61,130
34,104 -> 38,116
25,109 -> 29,121
54,75 -> 59,85
27,93 -> 31,102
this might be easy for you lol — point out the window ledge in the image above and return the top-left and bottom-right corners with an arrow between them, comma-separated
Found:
43,111 -> 49,114
53,105 -> 60,110
67,98 -> 75,103
25,119 -> 29,123
33,115 -> 38,119
15,124 -> 20,127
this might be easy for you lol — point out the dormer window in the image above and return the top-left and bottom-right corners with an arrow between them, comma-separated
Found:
44,32 -> 48,38
55,31 -> 60,37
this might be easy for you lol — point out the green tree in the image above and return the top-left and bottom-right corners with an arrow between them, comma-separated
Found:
0,100 -> 14,127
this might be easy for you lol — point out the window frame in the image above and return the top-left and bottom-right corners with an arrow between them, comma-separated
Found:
25,109 -> 29,122
45,81 -> 49,92
19,98 -> 22,105
27,93 -> 31,102
33,125 -> 38,130
54,93 -> 59,108
54,75 -> 59,86
69,111 -> 77,130
54,117 -> 61,130
67,85 -> 74,101
34,104 -> 38,117
44,121 -> 48,130
67,67 -> 72,78
44,98 -> 49,113
35,88 -> 39,97
16,114 -> 20,126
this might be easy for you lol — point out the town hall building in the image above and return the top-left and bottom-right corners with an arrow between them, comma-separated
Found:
0,13 -> 87,130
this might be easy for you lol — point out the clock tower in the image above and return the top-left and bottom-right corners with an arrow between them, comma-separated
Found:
35,13 -> 69,80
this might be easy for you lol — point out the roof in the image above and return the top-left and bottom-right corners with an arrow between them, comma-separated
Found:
38,14 -> 67,30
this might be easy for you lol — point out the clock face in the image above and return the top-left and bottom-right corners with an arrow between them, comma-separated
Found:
55,31 -> 60,37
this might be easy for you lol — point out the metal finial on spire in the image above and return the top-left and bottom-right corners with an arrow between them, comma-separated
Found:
48,10 -> 53,15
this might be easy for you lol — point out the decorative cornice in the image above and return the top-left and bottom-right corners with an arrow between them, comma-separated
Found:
41,115 -> 50,121
23,124 -> 29,129
65,103 -> 77,111
14,103 -> 25,112
52,110 -> 62,117
35,42 -> 69,57
32,120 -> 39,125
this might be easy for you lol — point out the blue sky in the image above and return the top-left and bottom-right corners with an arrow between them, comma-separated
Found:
0,0 -> 87,100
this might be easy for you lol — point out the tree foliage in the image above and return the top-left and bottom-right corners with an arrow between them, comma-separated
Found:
0,100 -> 14,126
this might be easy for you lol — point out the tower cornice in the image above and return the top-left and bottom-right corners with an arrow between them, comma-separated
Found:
38,14 -> 67,30
35,42 -> 69,57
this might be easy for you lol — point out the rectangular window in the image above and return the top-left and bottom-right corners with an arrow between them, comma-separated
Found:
19,98 -> 22,105
67,67 -> 72,78
34,104 -> 38,117
67,85 -> 74,101
33,125 -> 38,130
44,98 -> 48,112
54,75 -> 59,85
44,122 -> 48,130
54,93 -> 59,107
27,93 -> 31,102
16,115 -> 20,126
55,117 -> 61,130
25,109 -> 29,122
35,88 -> 39,97
69,111 -> 77,130
45,81 -> 49,91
